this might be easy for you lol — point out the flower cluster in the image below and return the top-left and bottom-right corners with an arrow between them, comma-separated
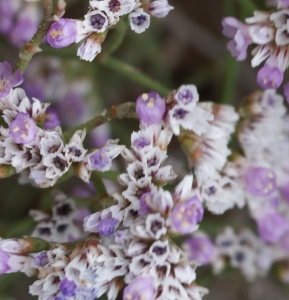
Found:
47,0 -> 174,61
222,1 -> 289,89
0,63 -> 123,188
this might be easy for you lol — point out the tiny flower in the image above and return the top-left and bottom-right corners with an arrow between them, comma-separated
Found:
222,17 -> 251,61
77,34 -> 102,62
243,167 -> 276,197
174,84 -> 199,107
60,278 -> 76,297
129,8 -> 151,34
43,107 -> 61,130
0,247 -> 11,274
83,11 -> 109,33
97,216 -> 118,236
169,197 -> 203,234
47,18 -> 77,48
9,112 -> 38,144
139,192 -> 153,216
257,64 -> 284,89
88,148 -> 110,171
148,0 -> 174,18
183,235 -> 216,265
0,61 -> 23,97
136,91 -> 166,126
123,276 -> 154,300
257,212 -> 289,243
32,251 -> 49,267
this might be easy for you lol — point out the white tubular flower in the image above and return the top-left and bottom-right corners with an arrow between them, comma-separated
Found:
39,128 -> 64,157
83,10 -> 109,33
77,34 -> 102,62
63,130 -> 87,163
148,0 -> 174,18
129,8 -> 151,34
91,0 -> 137,17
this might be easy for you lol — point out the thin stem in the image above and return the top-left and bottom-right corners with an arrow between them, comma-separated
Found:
63,101 -> 137,141
103,19 -> 129,55
14,0 -> 54,73
99,55 -> 171,96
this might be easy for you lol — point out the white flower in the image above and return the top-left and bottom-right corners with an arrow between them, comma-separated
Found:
167,104 -> 213,136
129,8 -> 150,34
77,34 -> 102,62
83,10 -> 109,33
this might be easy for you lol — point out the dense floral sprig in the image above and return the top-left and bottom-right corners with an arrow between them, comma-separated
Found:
46,0 -> 174,61
222,1 -> 289,90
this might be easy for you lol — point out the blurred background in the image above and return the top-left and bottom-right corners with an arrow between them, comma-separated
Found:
1,0 -> 289,299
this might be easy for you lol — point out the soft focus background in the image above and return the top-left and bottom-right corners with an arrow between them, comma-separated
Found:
0,0 -> 289,299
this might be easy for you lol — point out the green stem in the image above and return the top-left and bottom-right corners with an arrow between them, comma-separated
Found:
219,55 -> 239,104
63,101 -> 137,141
236,0 -> 257,15
103,19 -> 129,55
14,0 -> 54,73
99,56 -> 171,96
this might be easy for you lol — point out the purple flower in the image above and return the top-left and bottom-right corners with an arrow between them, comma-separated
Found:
9,112 -> 38,144
148,0 -> 174,18
89,149 -> 109,170
9,19 -> 37,48
60,278 -> 76,296
47,18 -> 77,48
222,17 -> 251,61
0,61 -> 23,97
32,251 -> 49,267
183,236 -> 216,265
139,192 -> 153,216
97,216 -> 118,236
257,64 -> 284,89
243,167 -> 276,197
170,196 -> 204,234
257,212 -> 289,243
123,276 -> 154,300
136,91 -> 166,126
0,247 -> 11,274
43,107 -> 61,130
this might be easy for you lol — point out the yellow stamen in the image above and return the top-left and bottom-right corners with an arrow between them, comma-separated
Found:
13,126 -> 20,132
20,133 -> 27,138
142,93 -> 148,101
146,98 -> 154,107
50,29 -> 63,39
